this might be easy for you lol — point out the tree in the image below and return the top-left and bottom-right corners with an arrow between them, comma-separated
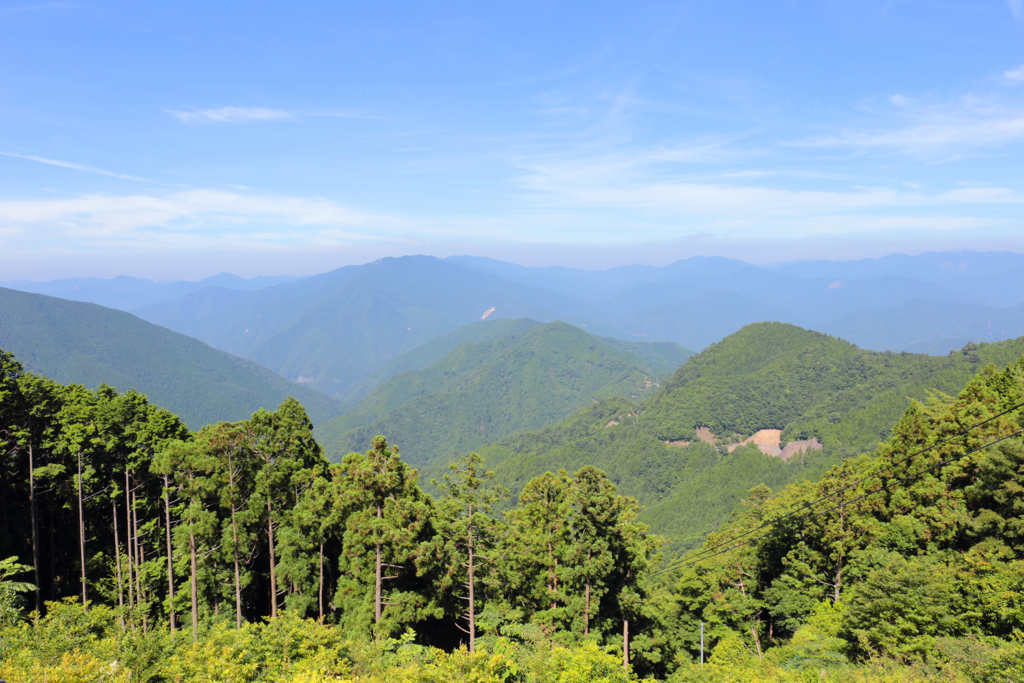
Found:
566,466 -> 623,640
9,373 -> 61,613
200,422 -> 257,628
506,470 -> 573,639
155,438 -> 218,640
333,436 -> 433,637
432,452 -> 506,652
244,398 -> 327,618
52,384 -> 101,606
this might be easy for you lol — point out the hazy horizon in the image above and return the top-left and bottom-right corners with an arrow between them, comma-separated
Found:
5,248 -> 1024,285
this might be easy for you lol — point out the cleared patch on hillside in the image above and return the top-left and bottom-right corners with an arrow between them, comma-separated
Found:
727,429 -> 822,460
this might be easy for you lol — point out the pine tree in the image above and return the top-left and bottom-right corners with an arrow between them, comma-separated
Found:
506,469 -> 572,638
244,398 -> 327,618
333,436 -> 432,637
432,452 -> 506,652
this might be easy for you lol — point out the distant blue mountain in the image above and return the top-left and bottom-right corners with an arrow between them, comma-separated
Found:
9,251 -> 1024,396
1,272 -> 303,311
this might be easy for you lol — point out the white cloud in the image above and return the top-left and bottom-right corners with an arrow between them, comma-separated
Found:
0,190 -> 406,248
508,136 -> 1024,233
782,116 -> 1024,153
168,107 -> 294,124
1006,64 -> 1024,83
523,176 -> 1022,217
0,151 -> 147,181
1009,0 -> 1023,20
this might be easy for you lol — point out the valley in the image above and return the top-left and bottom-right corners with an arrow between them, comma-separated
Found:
4,251 -> 1024,681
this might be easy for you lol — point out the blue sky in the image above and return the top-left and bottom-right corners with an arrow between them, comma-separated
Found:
2,0 -> 1023,279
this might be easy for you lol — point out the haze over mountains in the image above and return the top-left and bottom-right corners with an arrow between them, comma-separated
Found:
5,250 -> 1024,550
6,251 -> 1022,403
5,272 -> 303,311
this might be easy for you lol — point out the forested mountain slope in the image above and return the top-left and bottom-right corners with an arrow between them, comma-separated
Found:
338,318 -> 543,404
318,320 -> 693,464
134,256 -> 613,397
440,323 -> 1024,551
0,287 -> 344,428
12,251 -> 1024,408
5,309 -> 1024,681
657,352 -> 1024,673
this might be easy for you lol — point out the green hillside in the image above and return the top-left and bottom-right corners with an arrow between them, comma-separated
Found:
642,322 -> 1024,453
437,323 -> 1024,551
338,318 -> 543,404
0,287 -> 345,429
136,256 -> 612,397
317,320 -> 693,465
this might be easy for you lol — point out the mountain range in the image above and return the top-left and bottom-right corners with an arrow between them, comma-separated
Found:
8,251 -> 1022,402
5,251 -> 1024,551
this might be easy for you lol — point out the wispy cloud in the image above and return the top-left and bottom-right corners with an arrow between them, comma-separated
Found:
0,190 -> 409,246
521,173 -> 1022,216
786,93 -> 1024,154
790,116 -> 1024,152
1009,0 -> 1023,20
168,107 -> 294,124
0,151 -> 147,181
1006,64 -> 1024,83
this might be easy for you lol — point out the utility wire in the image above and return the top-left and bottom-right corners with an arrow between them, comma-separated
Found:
652,424 -> 1024,577
657,400 -> 1024,573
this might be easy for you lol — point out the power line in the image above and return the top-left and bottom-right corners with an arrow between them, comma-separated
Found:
652,423 -> 1024,577
655,400 -> 1024,573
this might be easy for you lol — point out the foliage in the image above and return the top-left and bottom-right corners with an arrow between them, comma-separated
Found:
0,345 -> 660,672
0,286 -> 345,429
7,335 -> 1024,681
430,325 -> 1024,553
319,320 -> 690,466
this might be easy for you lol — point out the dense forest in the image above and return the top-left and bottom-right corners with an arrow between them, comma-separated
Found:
318,320 -> 690,464
5,339 -> 1024,681
459,324 -> 1024,551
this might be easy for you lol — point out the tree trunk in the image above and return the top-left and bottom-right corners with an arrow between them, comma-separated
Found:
622,619 -> 629,671
833,505 -> 845,604
227,454 -> 243,628
113,498 -> 124,629
163,473 -> 176,632
318,542 -> 324,623
77,449 -> 87,605
125,470 -> 134,613
467,507 -> 475,653
131,484 -> 150,634
375,504 -> 382,625
548,541 -> 555,610
584,579 -> 590,638
189,522 -> 199,642
132,487 -> 143,608
48,495 -> 56,601
267,498 -> 278,618
29,442 -> 40,613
